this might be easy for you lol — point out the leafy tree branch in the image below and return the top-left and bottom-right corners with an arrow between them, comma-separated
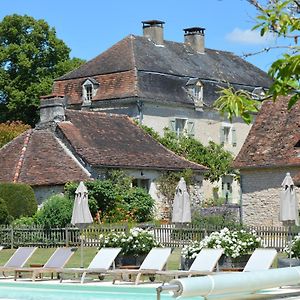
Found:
215,0 -> 300,123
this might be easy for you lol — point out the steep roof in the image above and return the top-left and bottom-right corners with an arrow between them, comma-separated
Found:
58,35 -> 272,88
233,96 -> 300,170
0,130 -> 90,186
59,109 -> 207,171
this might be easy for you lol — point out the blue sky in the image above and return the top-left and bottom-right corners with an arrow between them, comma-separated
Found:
0,0 -> 283,72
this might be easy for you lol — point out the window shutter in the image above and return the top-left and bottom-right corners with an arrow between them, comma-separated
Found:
232,127 -> 237,147
187,121 -> 195,137
169,119 -> 176,132
220,127 -> 225,144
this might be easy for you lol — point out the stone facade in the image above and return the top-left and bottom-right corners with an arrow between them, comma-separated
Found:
240,167 -> 300,226
95,101 -> 249,204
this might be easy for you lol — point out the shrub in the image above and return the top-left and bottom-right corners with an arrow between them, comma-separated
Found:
284,235 -> 300,259
65,180 -> 118,214
65,171 -> 155,224
98,227 -> 161,256
122,188 -> 154,222
35,194 -> 73,228
182,227 -> 262,259
0,183 -> 38,219
0,197 -> 11,224
11,216 -> 35,227
0,121 -> 31,148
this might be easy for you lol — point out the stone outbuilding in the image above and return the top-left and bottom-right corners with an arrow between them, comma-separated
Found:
233,96 -> 300,226
0,96 -> 207,219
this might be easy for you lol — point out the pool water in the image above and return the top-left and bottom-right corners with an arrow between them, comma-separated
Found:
0,282 -> 175,300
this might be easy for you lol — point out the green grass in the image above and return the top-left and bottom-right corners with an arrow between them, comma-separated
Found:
0,247 -> 182,269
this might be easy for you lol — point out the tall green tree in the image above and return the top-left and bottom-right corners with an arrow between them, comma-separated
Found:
215,0 -> 300,124
0,14 -> 84,125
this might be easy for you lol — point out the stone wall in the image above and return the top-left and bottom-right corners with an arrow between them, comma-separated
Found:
33,185 -> 64,206
241,168 -> 300,226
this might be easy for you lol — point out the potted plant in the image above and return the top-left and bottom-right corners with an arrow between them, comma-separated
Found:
181,227 -> 262,270
279,235 -> 300,267
98,227 -> 161,267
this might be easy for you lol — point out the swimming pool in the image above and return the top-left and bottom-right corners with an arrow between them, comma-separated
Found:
0,282 -> 176,300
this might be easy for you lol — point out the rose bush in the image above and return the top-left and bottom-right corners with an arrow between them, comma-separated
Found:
182,227 -> 262,259
98,227 -> 161,256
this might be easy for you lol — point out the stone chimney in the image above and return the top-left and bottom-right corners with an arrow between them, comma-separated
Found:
39,94 -> 65,125
142,20 -> 165,45
183,27 -> 205,53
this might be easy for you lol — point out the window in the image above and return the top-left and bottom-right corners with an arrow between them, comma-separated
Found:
222,175 -> 233,203
252,87 -> 265,99
82,78 -> 99,104
223,127 -> 230,143
193,83 -> 203,102
186,78 -> 204,110
132,179 -> 150,192
85,84 -> 93,101
220,124 -> 237,147
175,118 -> 187,136
169,118 -> 195,137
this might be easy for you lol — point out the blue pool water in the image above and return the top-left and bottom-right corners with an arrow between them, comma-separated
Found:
0,282 -> 176,300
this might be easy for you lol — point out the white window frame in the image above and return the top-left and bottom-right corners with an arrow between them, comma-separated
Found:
186,78 -> 204,110
82,78 -> 99,104
175,118 -> 188,137
220,123 -> 237,147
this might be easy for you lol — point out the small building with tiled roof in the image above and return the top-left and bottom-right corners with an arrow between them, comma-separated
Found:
0,96 -> 207,218
233,96 -> 300,226
50,20 -> 272,204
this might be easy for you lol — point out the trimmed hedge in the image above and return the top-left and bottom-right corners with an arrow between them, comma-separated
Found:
0,183 -> 38,219
0,197 -> 10,224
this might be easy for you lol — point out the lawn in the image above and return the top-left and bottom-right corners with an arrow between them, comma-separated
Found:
0,246 -> 182,269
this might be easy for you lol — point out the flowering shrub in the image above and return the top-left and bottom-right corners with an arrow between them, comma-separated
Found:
98,227 -> 161,256
284,235 -> 300,259
182,227 -> 262,259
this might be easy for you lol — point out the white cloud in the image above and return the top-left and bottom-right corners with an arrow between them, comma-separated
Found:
226,28 -> 275,45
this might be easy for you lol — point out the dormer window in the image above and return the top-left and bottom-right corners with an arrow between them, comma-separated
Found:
82,78 -> 99,105
186,78 -> 204,110
252,87 -> 266,100
85,84 -> 93,101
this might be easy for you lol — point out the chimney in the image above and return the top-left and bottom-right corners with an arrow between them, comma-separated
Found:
142,20 -> 165,45
183,27 -> 205,53
39,94 -> 65,125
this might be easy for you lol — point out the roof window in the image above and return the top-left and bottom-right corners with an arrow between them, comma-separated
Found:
186,78 -> 204,110
82,78 -> 99,105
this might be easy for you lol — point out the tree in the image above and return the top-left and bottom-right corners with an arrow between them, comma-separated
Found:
141,125 -> 235,183
214,0 -> 300,124
0,121 -> 30,148
0,14 -> 85,125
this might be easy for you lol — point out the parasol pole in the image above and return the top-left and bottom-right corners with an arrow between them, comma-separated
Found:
80,233 -> 84,268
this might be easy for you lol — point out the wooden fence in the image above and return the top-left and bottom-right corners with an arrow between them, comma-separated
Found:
0,224 -> 298,251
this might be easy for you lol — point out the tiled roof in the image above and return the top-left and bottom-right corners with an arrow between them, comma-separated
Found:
0,129 -> 90,186
59,109 -> 207,171
233,96 -> 300,170
58,35 -> 272,87
0,110 -> 207,187
54,35 -> 272,107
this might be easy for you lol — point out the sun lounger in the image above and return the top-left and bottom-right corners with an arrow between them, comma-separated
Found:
156,248 -> 224,283
59,247 -> 122,284
242,248 -> 277,272
109,247 -> 172,285
14,247 -> 76,281
0,247 -> 37,277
